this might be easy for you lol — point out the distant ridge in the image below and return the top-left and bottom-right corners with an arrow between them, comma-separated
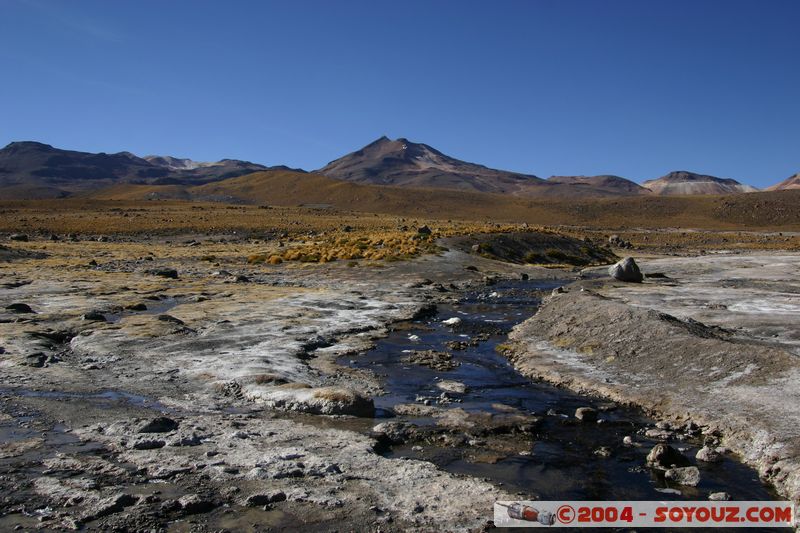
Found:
766,172 -> 800,191
643,171 -> 758,195
0,141 -> 267,198
547,175 -> 650,195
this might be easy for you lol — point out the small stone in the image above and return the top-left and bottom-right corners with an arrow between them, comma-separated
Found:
665,466 -> 700,486
147,267 -> 179,279
593,446 -> 612,458
79,493 -> 137,522
436,380 -> 467,394
709,491 -> 731,501
82,311 -> 107,322
178,494 -> 215,514
646,443 -> 691,469
244,491 -> 286,506
132,438 -> 166,450
157,314 -> 185,325
575,407 -> 598,422
372,421 -> 413,444
22,352 -> 47,367
696,446 -> 723,463
645,428 -> 673,440
138,416 -> 179,433
6,303 -> 35,313
9,233 -> 28,242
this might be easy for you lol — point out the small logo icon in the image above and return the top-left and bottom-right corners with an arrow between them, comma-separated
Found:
557,504 -> 576,524
497,502 -> 556,526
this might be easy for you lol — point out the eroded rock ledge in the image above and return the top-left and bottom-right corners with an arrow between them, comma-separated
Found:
507,288 -> 800,504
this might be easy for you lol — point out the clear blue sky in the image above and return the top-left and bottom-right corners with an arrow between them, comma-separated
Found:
2,0 -> 798,187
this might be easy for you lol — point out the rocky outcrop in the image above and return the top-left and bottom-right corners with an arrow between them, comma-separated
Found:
250,386 -> 375,417
507,288 -> 800,503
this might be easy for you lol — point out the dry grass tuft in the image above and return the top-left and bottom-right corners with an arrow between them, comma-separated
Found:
252,373 -> 287,385
277,382 -> 312,390
312,387 -> 355,402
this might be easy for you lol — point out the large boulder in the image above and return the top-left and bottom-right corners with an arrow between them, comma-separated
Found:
608,257 -> 643,283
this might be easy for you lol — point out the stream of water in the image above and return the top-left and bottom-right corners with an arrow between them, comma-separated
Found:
341,279 -> 779,506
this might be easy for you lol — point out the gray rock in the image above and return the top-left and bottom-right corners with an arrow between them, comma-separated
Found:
22,352 -> 47,367
646,443 -> 691,469
5,303 -> 35,313
178,493 -> 215,514
709,491 -> 731,501
244,490 -> 287,506
157,314 -> 185,325
665,466 -> 700,486
9,233 -> 28,242
82,311 -> 107,322
609,257 -> 644,283
593,446 -> 612,458
404,350 -> 459,371
79,493 -> 137,523
696,445 -> 723,463
575,407 -> 598,422
147,267 -> 179,279
137,416 -> 179,433
132,438 -> 166,450
168,432 -> 203,447
372,421 -> 414,444
436,380 -> 467,394
645,428 -> 673,440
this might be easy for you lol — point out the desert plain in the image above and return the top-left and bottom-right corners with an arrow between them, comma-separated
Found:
1,198 -> 800,531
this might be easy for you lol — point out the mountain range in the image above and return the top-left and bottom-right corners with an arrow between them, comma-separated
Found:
0,137 -> 792,201
0,141 -> 268,199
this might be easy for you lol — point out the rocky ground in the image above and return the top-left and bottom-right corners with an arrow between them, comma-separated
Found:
2,230 -> 798,531
0,234 -> 565,531
508,251 -> 800,507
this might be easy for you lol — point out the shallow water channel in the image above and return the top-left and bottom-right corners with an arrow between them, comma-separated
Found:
341,279 -> 779,505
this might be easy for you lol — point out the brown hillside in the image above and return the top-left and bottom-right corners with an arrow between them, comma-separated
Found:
78,170 -> 800,231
